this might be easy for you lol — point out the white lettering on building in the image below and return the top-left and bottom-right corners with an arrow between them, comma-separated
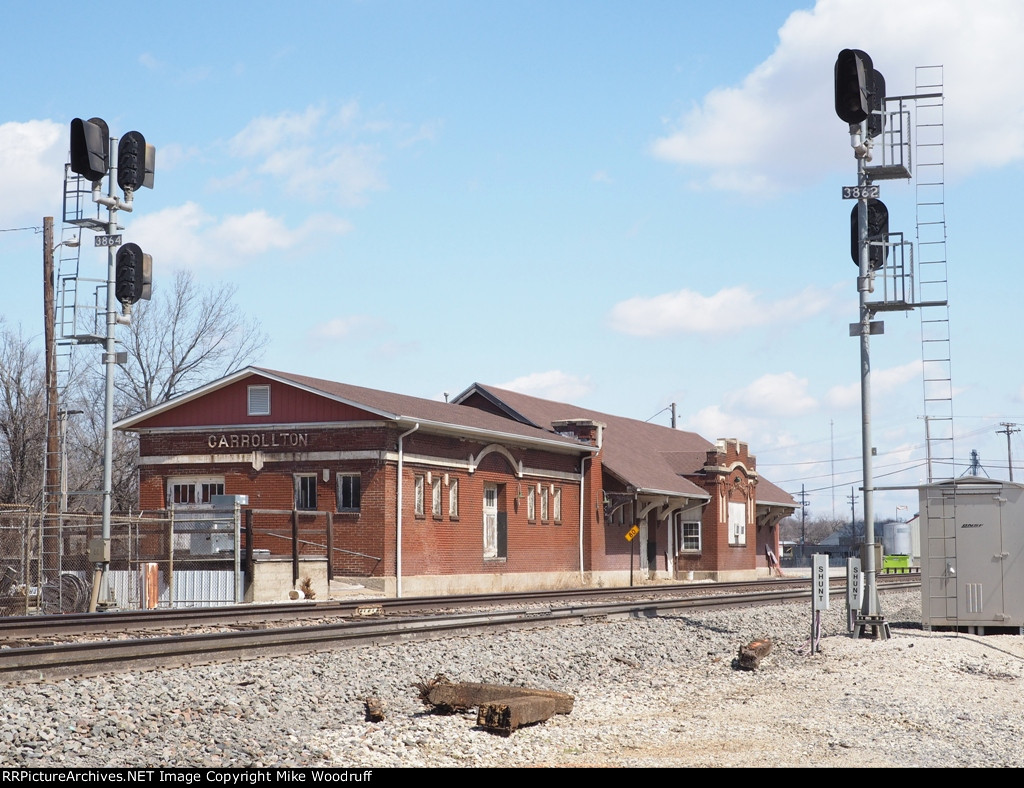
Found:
207,433 -> 308,450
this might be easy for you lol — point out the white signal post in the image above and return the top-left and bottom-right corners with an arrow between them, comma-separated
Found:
95,139 -> 133,610
853,139 -> 888,638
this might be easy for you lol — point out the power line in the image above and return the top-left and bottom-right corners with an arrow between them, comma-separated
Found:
790,461 -> 930,496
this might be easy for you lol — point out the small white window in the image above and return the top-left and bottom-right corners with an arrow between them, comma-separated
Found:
483,484 -> 500,559
167,476 -> 225,507
553,488 -> 562,523
540,487 -> 549,522
432,477 -> 442,517
248,385 -> 271,416
414,475 -> 425,517
449,479 -> 459,519
675,516 -> 701,553
527,488 -> 536,522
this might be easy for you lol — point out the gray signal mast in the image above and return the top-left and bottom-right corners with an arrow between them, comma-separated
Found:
834,50 -> 945,639
66,118 -> 155,610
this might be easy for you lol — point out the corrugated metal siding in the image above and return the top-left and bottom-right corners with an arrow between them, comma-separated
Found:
108,569 -> 237,608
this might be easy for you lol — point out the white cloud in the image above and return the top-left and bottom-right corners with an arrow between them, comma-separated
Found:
652,0 -> 1024,192
686,359 -> 923,448
153,142 -> 199,173
824,380 -> 860,411
685,372 -> 817,442
229,107 -> 324,157
684,404 -> 759,442
0,120 -> 65,224
728,372 -> 818,418
138,53 -> 164,71
608,285 -> 836,337
497,370 -> 593,403
309,316 -> 376,341
227,105 -> 387,205
874,360 -> 924,390
130,203 -> 209,266
259,144 -> 385,204
208,210 -> 296,257
130,202 -> 351,269
824,359 -> 922,409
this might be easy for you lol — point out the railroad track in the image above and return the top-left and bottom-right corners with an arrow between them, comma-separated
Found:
0,572 -> 918,639
0,576 -> 918,685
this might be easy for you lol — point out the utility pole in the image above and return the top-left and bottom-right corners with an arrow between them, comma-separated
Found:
42,217 -> 59,594
830,419 -> 836,518
797,485 -> 810,555
997,423 -> 1019,481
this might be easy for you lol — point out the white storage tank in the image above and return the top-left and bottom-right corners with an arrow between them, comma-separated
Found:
918,478 -> 1024,632
880,519 -> 913,557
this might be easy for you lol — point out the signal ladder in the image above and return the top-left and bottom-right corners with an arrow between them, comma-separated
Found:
39,167 -> 108,610
914,66 -> 954,484
913,66 -> 959,630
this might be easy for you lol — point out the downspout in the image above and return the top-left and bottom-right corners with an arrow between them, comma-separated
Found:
578,454 -> 589,584
579,425 -> 603,585
396,423 -> 419,599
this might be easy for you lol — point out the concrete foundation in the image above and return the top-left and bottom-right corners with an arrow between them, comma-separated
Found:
247,557 -> 330,603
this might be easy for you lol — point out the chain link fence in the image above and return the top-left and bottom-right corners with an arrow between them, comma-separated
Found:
0,502 -> 382,615
0,504 -> 242,615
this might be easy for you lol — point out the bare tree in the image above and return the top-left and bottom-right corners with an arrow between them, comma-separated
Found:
64,372 -> 139,512
0,326 -> 45,506
62,270 -> 267,511
116,269 -> 268,413
779,514 -> 848,545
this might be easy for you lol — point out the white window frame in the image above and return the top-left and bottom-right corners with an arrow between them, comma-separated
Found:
431,477 -> 442,518
540,487 -> 549,522
675,515 -> 701,553
728,501 -> 746,546
483,484 -> 499,559
247,384 -> 271,416
449,478 -> 459,520
414,475 -> 425,517
553,487 -> 561,523
527,488 -> 536,522
167,476 -> 225,507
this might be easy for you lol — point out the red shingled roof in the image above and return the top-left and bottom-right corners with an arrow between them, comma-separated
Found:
455,383 -> 795,508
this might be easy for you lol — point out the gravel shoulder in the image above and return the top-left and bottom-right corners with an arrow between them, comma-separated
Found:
2,589 -> 1022,768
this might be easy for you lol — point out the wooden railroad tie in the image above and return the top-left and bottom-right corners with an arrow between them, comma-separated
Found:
418,674 -> 574,735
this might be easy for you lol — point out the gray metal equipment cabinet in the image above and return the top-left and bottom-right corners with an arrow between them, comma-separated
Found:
919,478 -> 1024,632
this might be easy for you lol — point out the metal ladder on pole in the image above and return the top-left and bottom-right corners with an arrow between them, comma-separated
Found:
39,167 -> 109,612
914,65 -> 958,628
915,66 -> 954,483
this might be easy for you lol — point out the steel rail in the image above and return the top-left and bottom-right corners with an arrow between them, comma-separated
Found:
0,581 -> 919,685
0,573 -> 918,639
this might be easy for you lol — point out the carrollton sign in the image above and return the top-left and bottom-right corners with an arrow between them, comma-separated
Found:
207,432 -> 309,450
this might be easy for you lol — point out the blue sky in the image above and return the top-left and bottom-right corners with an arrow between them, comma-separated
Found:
3,0 -> 1023,521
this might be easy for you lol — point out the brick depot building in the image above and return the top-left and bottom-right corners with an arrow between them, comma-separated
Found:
117,367 -> 796,597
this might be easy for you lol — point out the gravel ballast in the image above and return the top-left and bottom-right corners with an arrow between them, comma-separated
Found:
2,589 -> 1022,768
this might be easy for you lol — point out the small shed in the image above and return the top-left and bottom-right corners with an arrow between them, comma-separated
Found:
919,478 -> 1024,632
